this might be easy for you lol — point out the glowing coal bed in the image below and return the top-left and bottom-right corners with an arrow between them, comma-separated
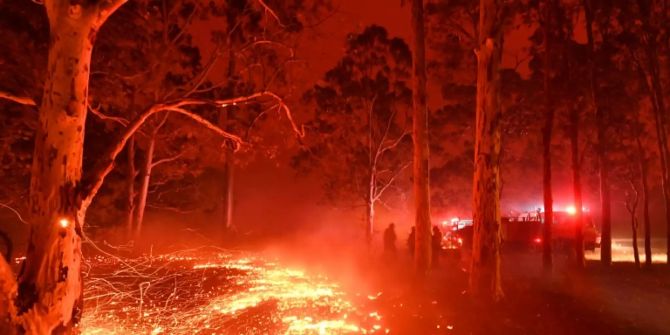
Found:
79,248 -> 386,334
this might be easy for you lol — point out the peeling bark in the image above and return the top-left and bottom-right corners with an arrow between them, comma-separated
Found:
470,0 -> 504,301
11,1 -> 127,332
410,0 -> 432,274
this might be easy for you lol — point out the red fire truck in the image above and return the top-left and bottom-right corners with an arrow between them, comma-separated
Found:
443,208 -> 600,252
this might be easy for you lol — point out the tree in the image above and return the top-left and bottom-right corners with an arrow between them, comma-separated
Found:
628,0 -> 670,264
582,0 -> 614,265
410,0 -> 432,275
295,25 -> 412,246
11,0 -> 127,332
425,0 -> 477,218
87,0 -> 312,237
0,0 -> 302,331
470,0 -> 505,300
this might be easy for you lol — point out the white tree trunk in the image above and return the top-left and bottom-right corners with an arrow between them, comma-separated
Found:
17,1 -> 125,332
135,134 -> 156,237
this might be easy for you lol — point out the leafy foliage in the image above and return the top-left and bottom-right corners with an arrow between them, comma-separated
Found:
294,25 -> 412,209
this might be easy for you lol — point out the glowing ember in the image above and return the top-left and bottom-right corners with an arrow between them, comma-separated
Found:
80,248 -> 383,334
59,217 -> 70,228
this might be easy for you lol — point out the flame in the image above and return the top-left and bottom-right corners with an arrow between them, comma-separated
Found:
80,249 -> 383,334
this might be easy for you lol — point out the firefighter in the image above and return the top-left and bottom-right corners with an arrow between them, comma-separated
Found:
383,223 -> 397,258
431,225 -> 443,267
407,226 -> 416,257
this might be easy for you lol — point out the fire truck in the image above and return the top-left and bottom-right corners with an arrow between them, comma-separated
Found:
442,208 -> 601,252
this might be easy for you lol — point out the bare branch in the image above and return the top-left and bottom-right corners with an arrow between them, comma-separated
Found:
88,104 -> 129,127
373,161 -> 411,201
0,91 -> 36,107
151,153 -> 183,169
81,91 -> 299,209
379,131 -> 411,156
182,43 -> 225,97
257,0 -> 285,27
0,202 -> 28,225
238,40 -> 295,58
146,203 -> 196,214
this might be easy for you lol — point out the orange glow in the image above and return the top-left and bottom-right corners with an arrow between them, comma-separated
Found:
80,250 -> 383,334
565,206 -> 576,215
58,218 -> 70,228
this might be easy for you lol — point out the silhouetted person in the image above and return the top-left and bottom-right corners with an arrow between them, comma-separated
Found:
383,223 -> 397,259
432,225 -> 443,267
407,226 -> 416,257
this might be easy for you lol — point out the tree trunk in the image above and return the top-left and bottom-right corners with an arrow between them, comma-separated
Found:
583,0 -> 611,265
632,213 -> 640,267
541,0 -> 555,271
222,146 -> 234,230
626,175 -> 641,268
365,196 -> 375,247
16,1 -> 125,332
134,134 -> 156,237
636,0 -> 670,265
126,136 -> 136,234
221,38 -> 236,233
218,108 -> 234,233
637,136 -> 653,266
470,0 -> 504,301
569,106 -> 585,267
411,0 -> 432,274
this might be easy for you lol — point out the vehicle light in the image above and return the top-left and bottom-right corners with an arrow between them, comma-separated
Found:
533,237 -> 542,244
566,206 -> 576,215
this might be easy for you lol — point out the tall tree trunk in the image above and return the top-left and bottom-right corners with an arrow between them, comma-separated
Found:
134,134 -> 156,237
126,136 -> 136,234
470,0 -> 504,301
637,0 -> 670,265
218,108 -> 234,233
637,136 -> 653,266
411,0 -> 432,274
541,0 -> 555,271
17,1 -> 125,332
569,106 -> 585,267
221,40 -> 236,233
583,0 -> 611,265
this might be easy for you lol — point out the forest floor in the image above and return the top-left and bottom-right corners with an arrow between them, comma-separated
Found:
361,251 -> 670,335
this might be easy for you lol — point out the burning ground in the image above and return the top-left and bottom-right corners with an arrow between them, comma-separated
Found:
78,247 -> 386,335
